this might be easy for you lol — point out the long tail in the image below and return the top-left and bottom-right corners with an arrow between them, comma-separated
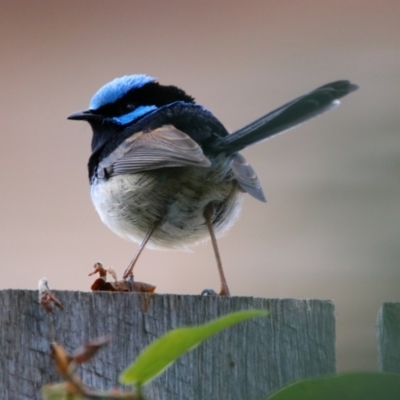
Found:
212,80 -> 358,154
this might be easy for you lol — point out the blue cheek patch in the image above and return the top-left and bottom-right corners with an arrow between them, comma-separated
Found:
109,105 -> 157,125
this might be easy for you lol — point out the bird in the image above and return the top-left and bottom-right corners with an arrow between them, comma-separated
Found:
68,75 -> 358,295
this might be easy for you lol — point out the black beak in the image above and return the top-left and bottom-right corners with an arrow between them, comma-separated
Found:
67,110 -> 101,121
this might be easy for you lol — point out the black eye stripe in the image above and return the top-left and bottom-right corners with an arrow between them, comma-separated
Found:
94,82 -> 195,117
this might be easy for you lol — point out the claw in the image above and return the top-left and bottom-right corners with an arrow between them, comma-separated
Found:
201,289 -> 218,296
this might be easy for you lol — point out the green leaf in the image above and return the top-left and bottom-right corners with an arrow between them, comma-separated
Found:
268,372 -> 400,400
120,309 -> 268,386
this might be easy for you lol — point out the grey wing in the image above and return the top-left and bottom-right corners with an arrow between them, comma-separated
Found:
231,153 -> 266,202
97,125 -> 211,177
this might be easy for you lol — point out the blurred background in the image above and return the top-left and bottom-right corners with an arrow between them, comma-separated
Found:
1,1 -> 399,371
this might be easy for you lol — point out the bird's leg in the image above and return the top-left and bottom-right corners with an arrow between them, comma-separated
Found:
203,203 -> 230,296
122,221 -> 160,280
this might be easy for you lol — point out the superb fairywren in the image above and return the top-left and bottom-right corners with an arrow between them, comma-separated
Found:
68,75 -> 358,295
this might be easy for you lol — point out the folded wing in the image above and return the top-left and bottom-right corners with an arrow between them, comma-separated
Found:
97,125 -> 211,177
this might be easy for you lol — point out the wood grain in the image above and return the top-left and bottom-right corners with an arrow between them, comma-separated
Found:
377,302 -> 400,373
0,290 -> 335,399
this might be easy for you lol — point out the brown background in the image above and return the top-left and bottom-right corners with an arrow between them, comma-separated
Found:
1,1 -> 399,371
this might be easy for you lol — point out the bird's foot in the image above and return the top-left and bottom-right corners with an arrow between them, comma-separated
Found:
201,288 -> 218,296
201,285 -> 230,296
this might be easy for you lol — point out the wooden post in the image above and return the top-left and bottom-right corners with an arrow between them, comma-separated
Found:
377,302 -> 400,373
0,290 -> 335,400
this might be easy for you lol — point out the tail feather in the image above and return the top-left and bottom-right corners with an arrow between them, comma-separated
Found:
213,80 -> 358,154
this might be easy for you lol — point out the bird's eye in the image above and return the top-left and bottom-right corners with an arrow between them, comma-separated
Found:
116,104 -> 135,115
97,103 -> 137,117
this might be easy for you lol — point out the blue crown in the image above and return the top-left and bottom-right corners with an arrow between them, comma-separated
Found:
89,74 -> 156,110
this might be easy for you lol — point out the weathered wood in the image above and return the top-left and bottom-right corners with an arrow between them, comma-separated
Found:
377,303 -> 400,373
0,290 -> 335,400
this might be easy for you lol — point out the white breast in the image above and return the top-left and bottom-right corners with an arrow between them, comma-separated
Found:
90,165 -> 243,250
